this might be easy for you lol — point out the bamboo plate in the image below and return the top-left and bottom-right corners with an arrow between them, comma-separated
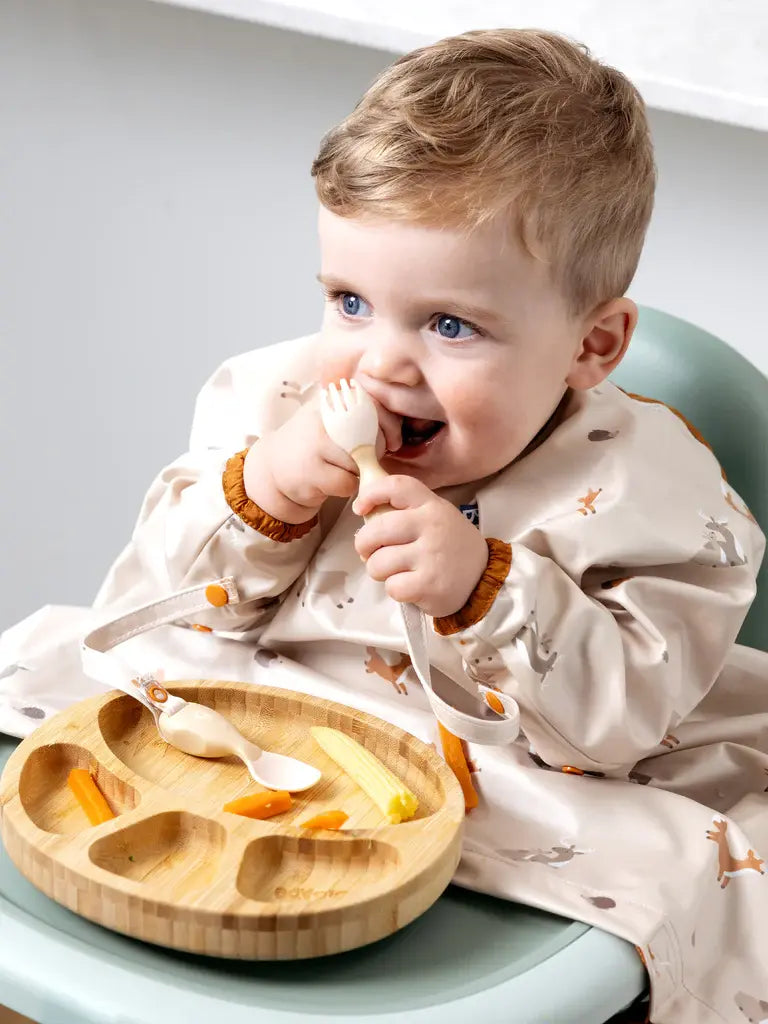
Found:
0,681 -> 465,960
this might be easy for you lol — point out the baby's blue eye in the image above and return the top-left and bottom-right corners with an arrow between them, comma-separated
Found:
339,293 -> 371,318
435,315 -> 475,340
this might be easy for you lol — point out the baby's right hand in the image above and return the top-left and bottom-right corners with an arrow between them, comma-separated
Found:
242,399 -> 387,525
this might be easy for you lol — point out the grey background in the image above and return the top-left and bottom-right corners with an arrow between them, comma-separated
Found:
2,0 -> 767,629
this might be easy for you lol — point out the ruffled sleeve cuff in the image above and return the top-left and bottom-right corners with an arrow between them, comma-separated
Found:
433,538 -> 512,636
222,449 -> 319,543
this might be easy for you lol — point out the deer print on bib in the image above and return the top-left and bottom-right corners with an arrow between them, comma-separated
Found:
706,818 -> 765,888
279,380 -> 317,405
365,647 -> 411,695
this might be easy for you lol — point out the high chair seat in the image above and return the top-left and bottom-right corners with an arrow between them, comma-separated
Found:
1,306 -> 765,1024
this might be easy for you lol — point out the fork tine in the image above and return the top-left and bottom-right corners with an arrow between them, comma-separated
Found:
339,378 -> 355,409
325,382 -> 344,414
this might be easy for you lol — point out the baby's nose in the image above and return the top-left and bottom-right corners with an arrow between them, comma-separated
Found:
356,331 -> 422,389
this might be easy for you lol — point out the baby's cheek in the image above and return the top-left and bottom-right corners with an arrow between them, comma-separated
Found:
317,322 -> 356,387
450,394 -> 497,441
442,381 -> 482,423
319,365 -> 344,388
319,360 -> 360,391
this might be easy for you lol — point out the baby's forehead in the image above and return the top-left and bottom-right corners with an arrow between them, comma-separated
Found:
319,204 -> 535,268
320,205 -> 564,309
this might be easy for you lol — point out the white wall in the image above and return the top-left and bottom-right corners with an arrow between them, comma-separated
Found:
634,113 -> 768,350
1,0 -> 767,629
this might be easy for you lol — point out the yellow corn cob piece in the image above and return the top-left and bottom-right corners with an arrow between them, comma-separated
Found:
310,726 -> 418,824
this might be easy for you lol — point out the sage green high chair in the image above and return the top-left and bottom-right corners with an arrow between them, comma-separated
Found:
1,307 -> 766,1024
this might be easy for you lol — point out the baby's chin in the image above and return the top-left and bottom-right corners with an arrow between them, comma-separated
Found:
378,454 -> 480,491
380,443 -> 525,491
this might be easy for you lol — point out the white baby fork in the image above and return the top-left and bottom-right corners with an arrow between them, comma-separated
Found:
321,377 -> 391,499
320,378 -> 521,746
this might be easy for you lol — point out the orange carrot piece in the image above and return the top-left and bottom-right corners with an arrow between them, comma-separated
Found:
438,723 -> 479,812
485,691 -> 504,715
223,791 -> 292,820
301,810 -> 349,830
68,768 -> 115,826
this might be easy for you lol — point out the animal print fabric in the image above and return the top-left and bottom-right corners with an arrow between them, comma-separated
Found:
2,335 -> 768,1023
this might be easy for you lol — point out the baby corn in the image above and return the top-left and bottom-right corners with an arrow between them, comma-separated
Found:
310,726 -> 418,824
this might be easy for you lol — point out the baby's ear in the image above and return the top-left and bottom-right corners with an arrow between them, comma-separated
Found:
566,298 -> 637,390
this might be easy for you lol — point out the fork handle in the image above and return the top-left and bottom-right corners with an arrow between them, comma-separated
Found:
350,444 -> 394,518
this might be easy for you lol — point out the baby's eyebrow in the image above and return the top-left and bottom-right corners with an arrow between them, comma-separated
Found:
316,273 -> 355,291
440,302 -> 501,324
420,296 -> 509,328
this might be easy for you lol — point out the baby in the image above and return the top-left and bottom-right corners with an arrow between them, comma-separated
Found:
3,28 -> 768,1024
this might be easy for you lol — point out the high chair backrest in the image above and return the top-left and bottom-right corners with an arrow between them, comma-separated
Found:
611,306 -> 768,653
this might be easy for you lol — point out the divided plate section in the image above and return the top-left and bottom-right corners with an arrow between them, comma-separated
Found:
18,742 -> 141,835
236,833 -> 401,904
99,696 -> 246,794
89,810 -> 228,899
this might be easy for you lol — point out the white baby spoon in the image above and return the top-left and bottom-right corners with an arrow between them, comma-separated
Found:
151,691 -> 321,793
81,640 -> 321,792
126,676 -> 321,792
80,581 -> 322,790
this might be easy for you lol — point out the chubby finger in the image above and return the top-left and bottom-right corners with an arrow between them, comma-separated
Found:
353,474 -> 432,517
300,461 -> 359,503
303,405 -> 359,474
384,571 -> 426,606
364,542 -> 417,583
354,511 -> 419,560
322,442 -> 360,474
319,463 -> 360,499
317,431 -> 360,474
369,399 -> 403,454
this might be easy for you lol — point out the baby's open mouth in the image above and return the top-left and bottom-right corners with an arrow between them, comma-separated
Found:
369,396 -> 446,458
401,416 -> 443,444
395,416 -> 446,456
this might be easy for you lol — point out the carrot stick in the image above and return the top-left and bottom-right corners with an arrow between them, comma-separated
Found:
301,810 -> 349,830
68,768 -> 116,826
485,691 -> 504,715
223,791 -> 292,820
438,723 -> 479,812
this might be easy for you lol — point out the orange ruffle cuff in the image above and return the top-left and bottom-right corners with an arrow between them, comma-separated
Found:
433,538 -> 513,636
222,449 -> 318,543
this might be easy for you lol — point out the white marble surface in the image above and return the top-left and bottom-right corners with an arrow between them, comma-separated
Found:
146,0 -> 768,131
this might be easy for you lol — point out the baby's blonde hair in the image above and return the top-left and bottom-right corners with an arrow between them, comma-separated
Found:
312,28 -> 656,315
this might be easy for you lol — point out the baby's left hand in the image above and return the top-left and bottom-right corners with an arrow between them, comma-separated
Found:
353,476 -> 489,619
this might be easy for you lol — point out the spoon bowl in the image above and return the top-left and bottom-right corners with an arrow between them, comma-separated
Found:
156,700 -> 321,792
238,743 -> 323,792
